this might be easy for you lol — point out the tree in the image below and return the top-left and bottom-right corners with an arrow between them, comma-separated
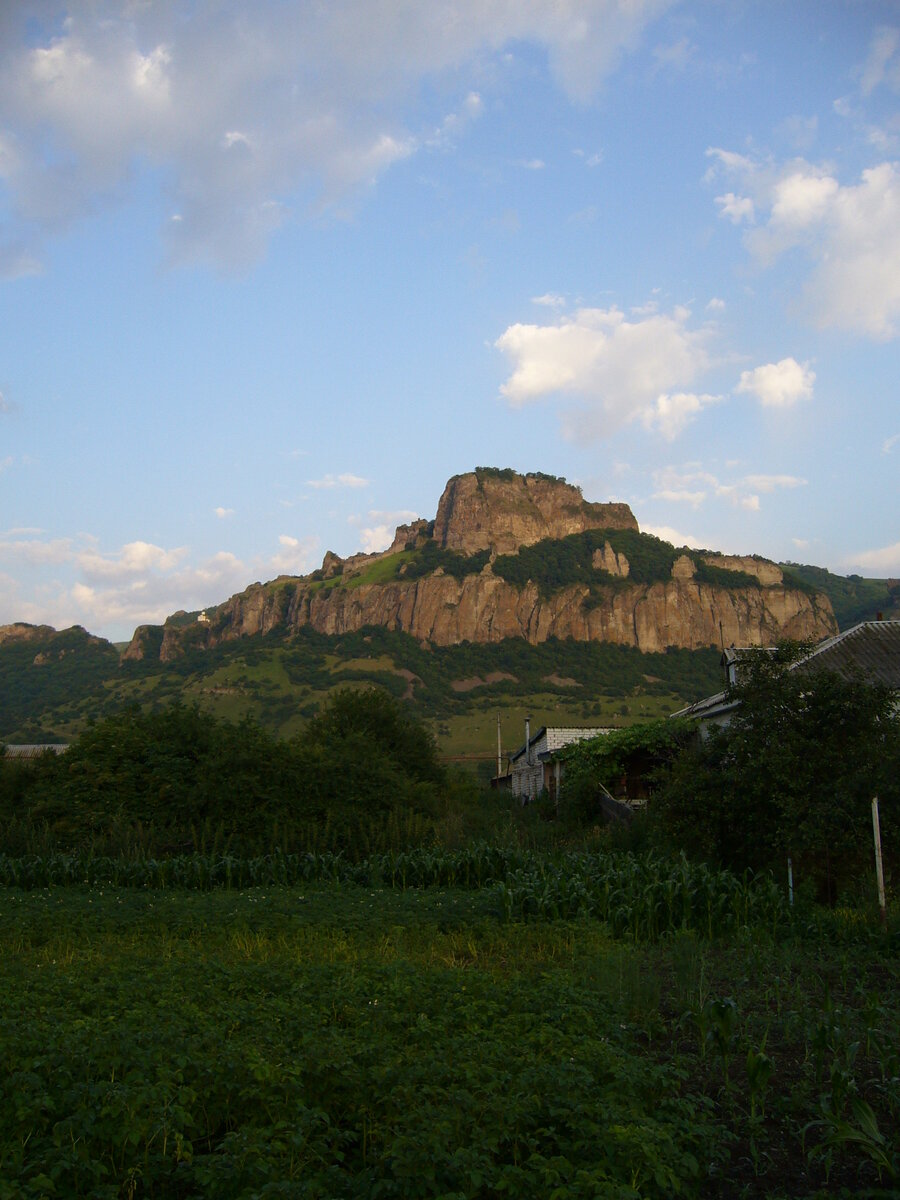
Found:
654,643 -> 899,897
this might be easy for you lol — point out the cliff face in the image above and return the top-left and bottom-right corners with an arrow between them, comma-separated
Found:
432,469 -> 638,555
123,468 -> 838,660
169,568 -> 831,655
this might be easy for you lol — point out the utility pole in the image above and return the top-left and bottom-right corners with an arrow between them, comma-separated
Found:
872,797 -> 887,927
496,712 -> 502,780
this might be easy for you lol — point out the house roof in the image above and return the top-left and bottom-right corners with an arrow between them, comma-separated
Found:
791,620 -> 900,688
3,743 -> 69,759
673,619 -> 900,722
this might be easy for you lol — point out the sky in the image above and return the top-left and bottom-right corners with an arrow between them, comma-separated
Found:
1,0 -> 898,643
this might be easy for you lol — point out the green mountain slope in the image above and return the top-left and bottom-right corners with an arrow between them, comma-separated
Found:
1,623 -> 724,764
779,564 -> 898,628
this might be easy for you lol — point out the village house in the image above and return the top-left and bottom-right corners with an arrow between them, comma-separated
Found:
673,619 -> 900,738
505,720 -> 612,804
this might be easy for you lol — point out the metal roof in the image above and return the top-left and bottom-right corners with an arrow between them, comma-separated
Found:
792,620 -> 900,688
4,743 -> 69,759
673,619 -> 900,721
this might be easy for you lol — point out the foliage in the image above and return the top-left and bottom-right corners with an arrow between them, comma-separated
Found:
492,528 -> 764,597
398,539 -> 490,582
4,692 -> 459,855
0,625 -> 118,737
781,562 -> 898,628
557,718 -> 697,824
653,643 -> 900,894
1,875 -> 897,1197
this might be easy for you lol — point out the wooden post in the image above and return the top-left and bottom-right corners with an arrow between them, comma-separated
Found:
872,797 -> 887,927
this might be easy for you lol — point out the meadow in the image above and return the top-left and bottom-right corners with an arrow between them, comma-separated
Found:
2,849 -> 897,1200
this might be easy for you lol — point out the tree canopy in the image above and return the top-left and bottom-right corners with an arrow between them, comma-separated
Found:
653,642 -> 899,896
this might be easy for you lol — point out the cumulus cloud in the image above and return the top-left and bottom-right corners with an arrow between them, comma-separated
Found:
652,465 -> 806,513
708,147 -> 900,338
270,534 -> 318,575
348,508 -> 419,554
883,432 -> 900,454
735,358 -> 815,408
214,506 -> 235,519
641,524 -> 704,549
495,303 -> 716,440
0,1 -> 674,270
531,293 -> 566,308
847,539 -> 900,574
306,472 -> 370,490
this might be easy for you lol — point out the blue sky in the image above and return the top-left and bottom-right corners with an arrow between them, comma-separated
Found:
1,0 -> 898,641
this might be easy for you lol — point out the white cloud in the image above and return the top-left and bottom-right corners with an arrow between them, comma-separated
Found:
715,192 -> 754,223
0,1 -> 674,269
0,535 -> 72,564
531,293 -> 566,308
706,297 -> 725,312
652,464 -> 806,513
77,541 -> 189,583
0,455 -> 13,472
0,391 -> 14,413
641,524 -> 704,549
859,26 -> 900,96
516,158 -> 545,170
214,506 -> 235,519
270,534 -> 318,575
642,392 -> 721,440
735,358 -> 814,408
709,148 -> 900,338
495,303 -> 714,440
883,433 -> 900,454
306,472 -> 370,489
847,539 -> 900,574
359,525 -> 394,554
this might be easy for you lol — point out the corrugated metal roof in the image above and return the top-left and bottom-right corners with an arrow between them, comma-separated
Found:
793,620 -> 900,688
4,743 -> 69,759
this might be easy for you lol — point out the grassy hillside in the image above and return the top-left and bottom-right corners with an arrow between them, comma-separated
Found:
780,563 -> 898,628
1,623 -> 723,763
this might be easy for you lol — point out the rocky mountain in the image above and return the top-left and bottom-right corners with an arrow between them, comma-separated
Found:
125,468 -> 838,662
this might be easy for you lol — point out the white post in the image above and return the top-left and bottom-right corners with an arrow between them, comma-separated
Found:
787,857 -> 793,907
872,797 -> 887,927
497,712 -> 502,780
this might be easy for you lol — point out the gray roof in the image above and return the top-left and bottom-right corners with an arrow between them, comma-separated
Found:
673,620 -> 900,721
4,743 -> 69,759
792,620 -> 900,688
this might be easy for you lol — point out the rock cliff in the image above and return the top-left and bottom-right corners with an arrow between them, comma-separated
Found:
432,468 -> 638,555
123,468 -> 838,660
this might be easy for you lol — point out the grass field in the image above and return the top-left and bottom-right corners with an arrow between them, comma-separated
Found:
2,869 -> 897,1199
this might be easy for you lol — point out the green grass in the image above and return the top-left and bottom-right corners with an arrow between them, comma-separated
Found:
1,879 -> 897,1197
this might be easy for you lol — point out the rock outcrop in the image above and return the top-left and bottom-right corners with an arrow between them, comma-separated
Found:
432,469 -> 638,555
123,467 -> 838,660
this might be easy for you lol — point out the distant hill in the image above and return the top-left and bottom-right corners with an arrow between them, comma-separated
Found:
779,564 -> 899,629
125,468 -> 837,662
6,468 -> 888,763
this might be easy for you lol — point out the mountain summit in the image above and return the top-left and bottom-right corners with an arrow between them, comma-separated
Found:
124,468 -> 837,661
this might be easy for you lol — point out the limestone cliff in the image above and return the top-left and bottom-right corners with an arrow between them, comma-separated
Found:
123,468 -> 838,660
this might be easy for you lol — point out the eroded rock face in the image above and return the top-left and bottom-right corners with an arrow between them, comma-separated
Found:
592,543 -> 630,577
140,570 -> 836,658
0,623 -> 60,646
432,470 -> 638,555
120,468 -> 838,660
701,554 -> 784,586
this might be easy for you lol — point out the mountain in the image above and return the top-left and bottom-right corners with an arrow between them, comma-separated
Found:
125,468 -> 837,663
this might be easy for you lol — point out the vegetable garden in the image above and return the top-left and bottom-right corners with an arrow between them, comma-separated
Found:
2,849 -> 897,1199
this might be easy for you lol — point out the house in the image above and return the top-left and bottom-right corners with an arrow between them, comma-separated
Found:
673,619 -> 900,737
506,720 -> 612,804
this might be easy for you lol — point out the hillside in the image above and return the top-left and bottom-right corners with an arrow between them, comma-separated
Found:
780,562 -> 899,628
125,469 -> 837,662
6,468 -> 875,761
